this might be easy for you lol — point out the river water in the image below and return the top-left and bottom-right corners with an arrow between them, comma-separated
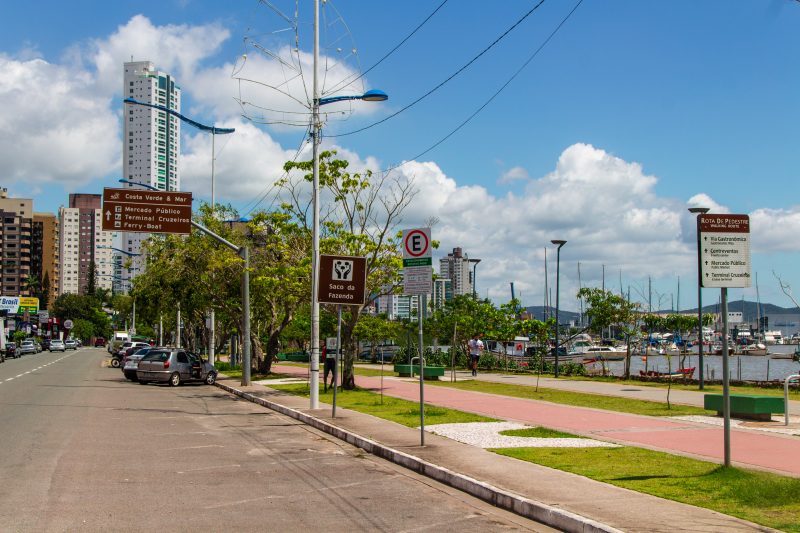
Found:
585,345 -> 800,382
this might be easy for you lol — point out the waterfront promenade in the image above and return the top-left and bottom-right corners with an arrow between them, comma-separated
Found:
277,364 -> 800,477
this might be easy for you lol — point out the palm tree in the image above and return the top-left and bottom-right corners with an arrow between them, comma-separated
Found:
23,275 -> 40,298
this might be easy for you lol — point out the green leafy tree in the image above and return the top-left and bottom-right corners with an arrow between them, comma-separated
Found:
23,274 -> 40,298
71,318 -> 95,342
282,151 -> 416,388
578,287 -> 641,378
40,271 -> 51,310
85,260 -> 97,296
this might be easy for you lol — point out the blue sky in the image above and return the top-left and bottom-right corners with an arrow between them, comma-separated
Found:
2,1 -> 799,312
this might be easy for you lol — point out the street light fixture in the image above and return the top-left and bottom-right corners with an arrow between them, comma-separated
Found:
309,0 -> 388,409
551,240 -> 567,378
124,99 -> 235,366
468,258 -> 481,299
118,178 -> 253,386
689,206 -> 710,389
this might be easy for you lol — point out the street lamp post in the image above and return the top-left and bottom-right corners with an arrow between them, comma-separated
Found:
551,240 -> 567,378
309,0 -> 388,409
118,178 -> 253,386
689,207 -> 710,389
468,258 -> 481,299
124,98 -> 234,366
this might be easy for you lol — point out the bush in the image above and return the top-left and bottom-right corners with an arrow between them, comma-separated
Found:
559,361 -> 587,376
214,361 -> 241,372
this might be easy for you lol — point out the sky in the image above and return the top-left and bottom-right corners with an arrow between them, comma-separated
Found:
1,0 -> 799,313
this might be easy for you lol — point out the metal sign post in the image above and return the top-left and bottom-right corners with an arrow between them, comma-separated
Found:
402,228 -> 432,446
317,255 -> 367,417
333,305 -> 342,417
699,214 -> 751,468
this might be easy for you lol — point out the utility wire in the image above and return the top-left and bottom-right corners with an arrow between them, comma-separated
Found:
381,0 -> 584,175
324,0 -> 450,95
326,0 -> 548,138
241,124 -> 311,216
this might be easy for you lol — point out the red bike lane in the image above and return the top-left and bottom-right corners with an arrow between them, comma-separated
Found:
276,365 -> 800,477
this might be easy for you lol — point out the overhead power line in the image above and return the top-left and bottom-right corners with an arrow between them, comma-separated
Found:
326,0 -> 548,138
381,0 -> 585,174
324,0 -> 450,95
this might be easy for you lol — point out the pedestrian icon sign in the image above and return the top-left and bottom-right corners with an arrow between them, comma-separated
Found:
332,259 -> 354,282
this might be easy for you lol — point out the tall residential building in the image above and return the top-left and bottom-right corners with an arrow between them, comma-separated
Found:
59,194 -> 115,296
120,60 -> 182,292
375,293 -> 420,322
438,247 -> 474,299
32,213 -> 60,308
0,192 -> 33,297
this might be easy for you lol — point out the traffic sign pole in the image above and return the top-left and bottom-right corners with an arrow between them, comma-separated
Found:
721,288 -> 731,467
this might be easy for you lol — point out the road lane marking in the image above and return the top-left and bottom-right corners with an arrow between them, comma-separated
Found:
165,444 -> 225,451
176,464 -> 241,474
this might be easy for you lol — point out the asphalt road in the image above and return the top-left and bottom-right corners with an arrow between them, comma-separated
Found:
0,348 -> 552,532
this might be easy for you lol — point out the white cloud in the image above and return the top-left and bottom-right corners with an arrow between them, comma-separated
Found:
0,55 -> 119,187
87,14 -> 230,97
181,119 -> 304,205
498,166 -> 529,184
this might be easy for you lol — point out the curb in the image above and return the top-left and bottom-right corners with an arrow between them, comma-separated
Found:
216,381 -> 622,533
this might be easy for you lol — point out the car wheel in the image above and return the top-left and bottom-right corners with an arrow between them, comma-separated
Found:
169,372 -> 181,387
204,372 -> 217,385
110,358 -> 121,368
138,379 -> 148,385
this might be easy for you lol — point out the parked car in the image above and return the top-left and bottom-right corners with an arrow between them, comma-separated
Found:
115,341 -> 148,357
5,342 -> 20,359
64,339 -> 78,350
49,339 -> 66,352
122,347 -> 162,381
18,340 -> 38,356
357,345 -> 401,363
94,337 -> 106,347
41,338 -> 51,350
110,341 -> 150,368
136,349 -> 217,386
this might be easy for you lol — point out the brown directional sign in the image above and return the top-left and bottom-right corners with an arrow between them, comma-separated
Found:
318,255 -> 367,305
102,187 -> 192,234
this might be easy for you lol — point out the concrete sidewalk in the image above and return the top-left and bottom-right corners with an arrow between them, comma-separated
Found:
217,374 -> 776,533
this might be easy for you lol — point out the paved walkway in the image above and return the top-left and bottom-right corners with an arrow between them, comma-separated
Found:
473,372 -> 800,411
279,365 -> 800,477
221,373 -> 779,532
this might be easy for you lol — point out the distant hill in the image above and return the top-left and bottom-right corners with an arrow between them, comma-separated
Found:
526,300 -> 799,324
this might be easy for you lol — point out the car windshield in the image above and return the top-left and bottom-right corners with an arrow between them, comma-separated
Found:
141,351 -> 170,362
133,348 -> 150,356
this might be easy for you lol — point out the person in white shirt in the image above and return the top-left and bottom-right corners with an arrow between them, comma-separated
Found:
468,333 -> 484,377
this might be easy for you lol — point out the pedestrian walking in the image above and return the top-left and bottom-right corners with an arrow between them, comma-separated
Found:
468,333 -> 484,377
323,341 -> 336,392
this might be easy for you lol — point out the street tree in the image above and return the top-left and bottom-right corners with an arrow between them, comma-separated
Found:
282,151 -> 416,388
578,287 -> 641,378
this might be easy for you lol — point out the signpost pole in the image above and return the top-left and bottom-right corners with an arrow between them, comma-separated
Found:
720,288 -> 731,467
333,305 -> 342,417
241,247 -> 251,387
419,295 -> 425,446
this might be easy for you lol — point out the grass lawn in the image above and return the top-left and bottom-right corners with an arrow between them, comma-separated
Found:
270,382 -> 496,427
492,446 -> 800,532
499,427 -> 583,439
429,380 -> 712,417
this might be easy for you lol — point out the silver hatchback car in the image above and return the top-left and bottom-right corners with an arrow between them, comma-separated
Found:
136,349 -> 217,386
